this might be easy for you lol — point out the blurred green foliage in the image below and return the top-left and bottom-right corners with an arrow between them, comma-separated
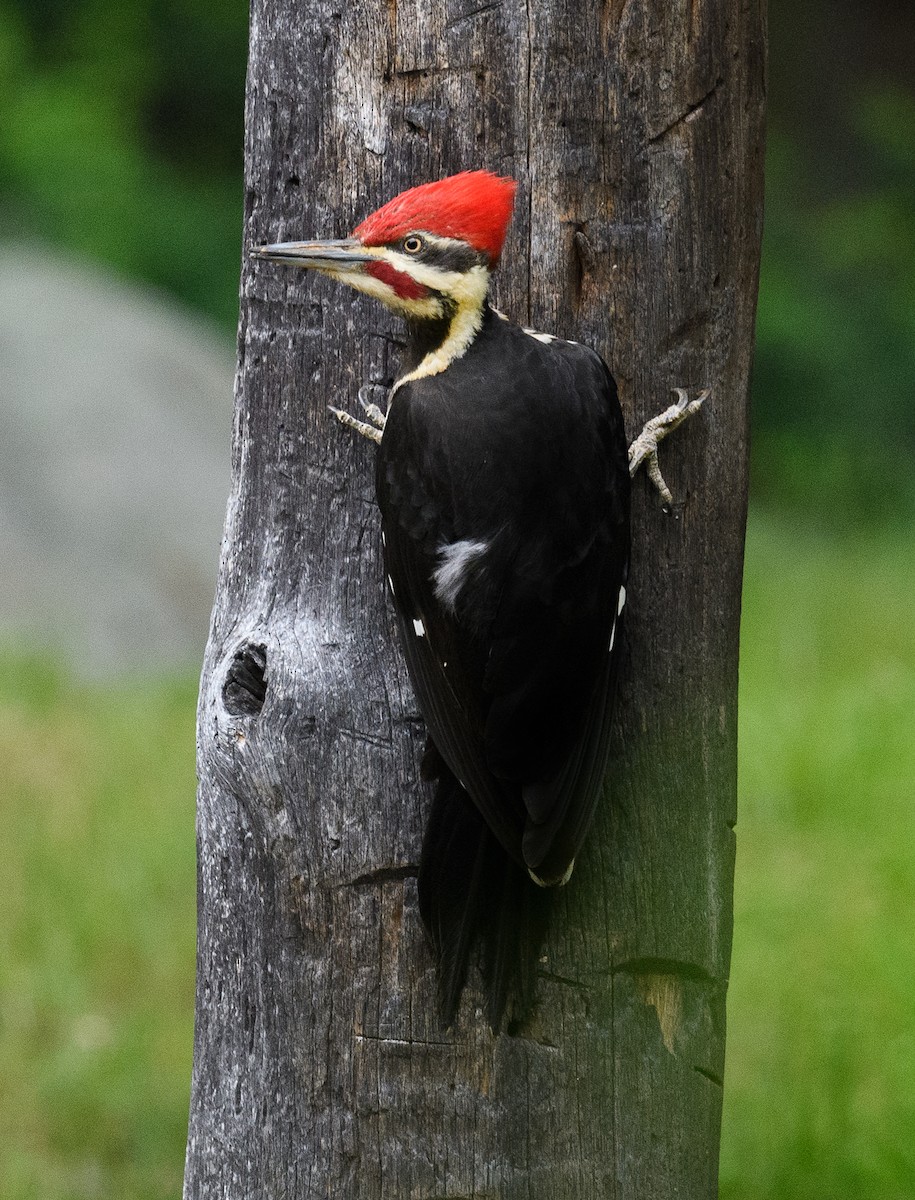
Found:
754,94 -> 915,519
750,0 -> 915,517
0,0 -> 248,326
2,0 -> 914,516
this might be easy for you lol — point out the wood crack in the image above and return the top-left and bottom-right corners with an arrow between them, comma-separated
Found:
355,1033 -> 453,1047
342,864 -> 419,888
335,725 -> 393,749
613,955 -> 715,984
537,968 -> 593,993
446,1 -> 503,30
648,76 -> 724,144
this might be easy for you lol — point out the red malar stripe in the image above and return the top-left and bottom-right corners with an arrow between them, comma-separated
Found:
367,260 -> 430,301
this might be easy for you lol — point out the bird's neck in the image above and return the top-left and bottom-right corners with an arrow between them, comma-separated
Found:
402,308 -> 458,372
396,272 -> 491,391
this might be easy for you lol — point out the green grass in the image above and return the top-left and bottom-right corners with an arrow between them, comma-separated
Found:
1,509 -> 913,1196
0,659 -> 197,1200
722,511 -> 915,1198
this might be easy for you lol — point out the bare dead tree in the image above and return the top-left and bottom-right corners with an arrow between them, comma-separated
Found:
184,0 -> 765,1195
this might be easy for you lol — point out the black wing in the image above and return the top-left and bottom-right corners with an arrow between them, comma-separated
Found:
376,317 -> 630,880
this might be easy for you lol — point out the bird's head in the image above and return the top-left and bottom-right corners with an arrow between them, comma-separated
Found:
253,170 -> 517,323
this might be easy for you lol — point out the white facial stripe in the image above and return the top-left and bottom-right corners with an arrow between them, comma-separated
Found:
414,231 -> 464,251
379,251 -> 484,296
321,264 -> 444,319
392,264 -> 490,392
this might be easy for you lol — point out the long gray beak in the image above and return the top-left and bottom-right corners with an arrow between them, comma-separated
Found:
250,237 -> 374,270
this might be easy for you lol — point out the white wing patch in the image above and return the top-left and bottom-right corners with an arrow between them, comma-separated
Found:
522,327 -> 580,347
432,539 -> 489,612
608,586 -> 626,654
412,618 -> 426,637
523,327 -> 556,344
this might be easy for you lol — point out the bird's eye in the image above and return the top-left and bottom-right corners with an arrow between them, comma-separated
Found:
403,235 -> 424,254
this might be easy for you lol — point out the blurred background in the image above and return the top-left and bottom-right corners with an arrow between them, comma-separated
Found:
1,1 -> 913,1196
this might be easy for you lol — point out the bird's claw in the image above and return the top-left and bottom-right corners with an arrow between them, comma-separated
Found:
329,384 -> 390,444
355,384 -> 386,432
628,387 -> 710,507
357,384 -> 389,429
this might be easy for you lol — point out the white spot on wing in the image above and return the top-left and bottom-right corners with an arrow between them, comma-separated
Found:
523,327 -> 556,344
412,618 -> 426,637
618,585 -> 627,615
432,539 -> 489,612
608,615 -> 617,653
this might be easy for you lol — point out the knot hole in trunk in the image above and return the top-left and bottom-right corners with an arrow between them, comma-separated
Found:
222,642 -> 268,716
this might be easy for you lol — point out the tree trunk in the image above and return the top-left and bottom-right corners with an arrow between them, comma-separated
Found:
184,0 -> 765,1195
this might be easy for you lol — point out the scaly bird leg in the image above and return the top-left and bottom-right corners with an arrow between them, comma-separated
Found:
628,387 -> 710,506
329,384 -> 389,445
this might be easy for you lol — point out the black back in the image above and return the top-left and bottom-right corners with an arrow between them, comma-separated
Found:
376,306 -> 630,1023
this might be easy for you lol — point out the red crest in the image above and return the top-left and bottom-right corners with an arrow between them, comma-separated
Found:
354,171 -> 518,265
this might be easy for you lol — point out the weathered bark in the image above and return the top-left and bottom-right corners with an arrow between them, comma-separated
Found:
184,0 -> 765,1196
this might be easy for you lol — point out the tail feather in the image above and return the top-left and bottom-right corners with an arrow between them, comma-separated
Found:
479,855 -> 549,1029
418,770 -> 491,1024
418,756 -> 550,1030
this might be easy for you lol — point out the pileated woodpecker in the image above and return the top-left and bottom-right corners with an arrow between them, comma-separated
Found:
254,171 -> 704,1028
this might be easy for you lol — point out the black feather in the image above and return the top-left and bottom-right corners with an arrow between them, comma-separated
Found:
378,304 -> 630,1024
418,758 -> 549,1030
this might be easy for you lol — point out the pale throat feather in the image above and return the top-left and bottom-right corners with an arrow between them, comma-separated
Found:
390,264 -> 490,397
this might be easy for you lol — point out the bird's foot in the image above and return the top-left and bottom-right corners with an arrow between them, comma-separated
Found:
357,383 -> 389,430
628,387 -> 710,506
328,384 -> 389,445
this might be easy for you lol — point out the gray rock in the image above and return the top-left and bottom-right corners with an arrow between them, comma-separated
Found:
0,243 -> 235,676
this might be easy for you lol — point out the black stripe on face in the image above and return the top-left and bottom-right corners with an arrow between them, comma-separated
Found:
399,236 -> 487,274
